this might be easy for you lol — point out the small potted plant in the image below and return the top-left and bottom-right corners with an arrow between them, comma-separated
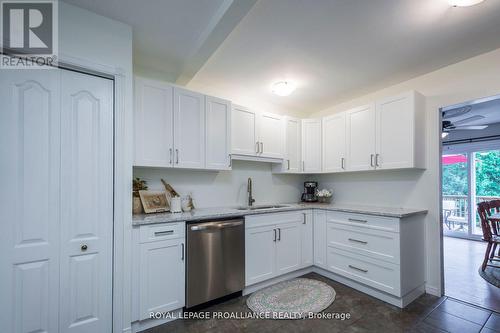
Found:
316,189 -> 333,204
133,177 -> 148,214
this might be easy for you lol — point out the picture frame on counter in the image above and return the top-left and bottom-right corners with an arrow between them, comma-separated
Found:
139,190 -> 169,213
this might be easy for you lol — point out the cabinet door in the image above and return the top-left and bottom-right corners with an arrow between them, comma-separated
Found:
173,87 -> 205,168
301,119 -> 322,172
245,225 -> 276,286
376,92 -> 415,170
59,71 -> 114,333
284,117 -> 302,172
313,210 -> 327,269
301,211 -> 314,267
275,221 -> 301,275
346,104 -> 376,171
259,112 -> 284,158
232,105 -> 258,156
205,96 -> 231,170
139,239 -> 185,319
134,78 -> 174,167
323,113 -> 346,172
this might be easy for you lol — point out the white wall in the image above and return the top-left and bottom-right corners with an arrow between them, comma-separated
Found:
134,161 -> 305,208
309,47 -> 500,296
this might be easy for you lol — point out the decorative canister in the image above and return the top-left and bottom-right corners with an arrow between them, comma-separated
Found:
170,196 -> 182,213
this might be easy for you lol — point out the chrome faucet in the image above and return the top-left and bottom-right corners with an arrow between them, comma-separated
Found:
247,177 -> 255,206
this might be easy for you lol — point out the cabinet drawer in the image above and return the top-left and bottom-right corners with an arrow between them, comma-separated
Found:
326,222 -> 400,264
327,248 -> 401,296
139,222 -> 185,243
326,211 -> 399,232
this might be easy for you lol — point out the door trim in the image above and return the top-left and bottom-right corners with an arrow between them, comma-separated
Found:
58,52 -> 131,333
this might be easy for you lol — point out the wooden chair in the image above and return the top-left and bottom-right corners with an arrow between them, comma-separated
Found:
477,200 -> 500,271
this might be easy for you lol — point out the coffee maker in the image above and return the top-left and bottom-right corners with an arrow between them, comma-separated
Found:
301,181 -> 318,202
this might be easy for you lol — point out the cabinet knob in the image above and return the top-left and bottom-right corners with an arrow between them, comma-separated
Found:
81,244 -> 88,251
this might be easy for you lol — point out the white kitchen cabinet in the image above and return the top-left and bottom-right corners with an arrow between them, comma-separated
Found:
346,104 -> 376,171
273,117 -> 301,173
245,224 -> 277,286
245,212 -> 306,286
231,105 -> 258,156
275,221 -> 301,275
173,87 -> 205,169
258,112 -> 284,159
134,78 -> 174,167
375,91 -> 425,170
323,113 -> 346,172
313,210 -> 327,269
301,119 -> 322,172
205,96 -> 231,170
139,239 -> 185,319
301,211 -> 313,267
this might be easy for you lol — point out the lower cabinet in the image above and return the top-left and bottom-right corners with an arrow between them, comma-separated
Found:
313,210 -> 327,268
245,211 -> 309,286
301,210 -> 313,267
133,222 -> 186,321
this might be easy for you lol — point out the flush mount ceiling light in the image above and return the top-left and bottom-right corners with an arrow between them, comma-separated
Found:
447,0 -> 485,7
272,81 -> 296,96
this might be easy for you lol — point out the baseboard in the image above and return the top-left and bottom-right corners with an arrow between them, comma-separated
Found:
312,267 -> 425,308
425,284 -> 441,297
131,309 -> 182,333
243,267 -> 314,295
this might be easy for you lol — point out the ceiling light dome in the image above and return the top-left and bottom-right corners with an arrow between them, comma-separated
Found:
448,0 -> 485,7
272,81 -> 296,96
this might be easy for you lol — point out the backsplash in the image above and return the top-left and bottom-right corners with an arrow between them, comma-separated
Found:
133,160 -> 305,208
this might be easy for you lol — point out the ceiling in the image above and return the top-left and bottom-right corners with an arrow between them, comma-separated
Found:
444,95 -> 500,126
64,0 -> 500,116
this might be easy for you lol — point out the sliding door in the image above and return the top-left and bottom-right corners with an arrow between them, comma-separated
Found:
442,142 -> 500,239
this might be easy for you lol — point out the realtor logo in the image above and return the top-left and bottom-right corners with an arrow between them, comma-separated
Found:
1,0 -> 58,69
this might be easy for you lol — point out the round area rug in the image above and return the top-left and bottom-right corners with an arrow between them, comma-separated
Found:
246,278 -> 336,319
478,266 -> 500,287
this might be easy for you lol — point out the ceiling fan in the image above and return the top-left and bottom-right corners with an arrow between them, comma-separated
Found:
442,113 -> 488,132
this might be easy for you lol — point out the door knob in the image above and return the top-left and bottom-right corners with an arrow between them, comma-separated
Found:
81,244 -> 88,251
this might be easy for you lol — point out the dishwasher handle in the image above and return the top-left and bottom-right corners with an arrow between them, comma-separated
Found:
190,220 -> 243,231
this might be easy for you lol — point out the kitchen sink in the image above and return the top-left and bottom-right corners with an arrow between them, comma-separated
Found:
236,204 -> 291,211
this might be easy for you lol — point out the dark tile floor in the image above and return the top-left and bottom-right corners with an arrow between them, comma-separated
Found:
444,237 -> 500,312
142,272 -> 498,333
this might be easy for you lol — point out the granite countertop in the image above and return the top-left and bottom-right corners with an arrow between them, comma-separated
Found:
132,203 -> 427,226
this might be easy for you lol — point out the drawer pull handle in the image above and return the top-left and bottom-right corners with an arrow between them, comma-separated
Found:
154,230 -> 174,236
348,218 -> 367,223
348,238 -> 368,245
348,265 -> 368,273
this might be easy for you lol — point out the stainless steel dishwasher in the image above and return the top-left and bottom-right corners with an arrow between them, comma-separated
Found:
186,218 -> 245,308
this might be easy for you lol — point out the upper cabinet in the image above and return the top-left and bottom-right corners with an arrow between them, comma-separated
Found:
231,105 -> 258,156
345,91 -> 425,172
346,104 -> 376,171
231,106 -> 284,160
301,119 -> 322,173
205,96 -> 231,170
134,78 -> 174,167
375,91 -> 425,170
133,77 -> 231,170
173,87 -> 205,169
323,113 -> 346,173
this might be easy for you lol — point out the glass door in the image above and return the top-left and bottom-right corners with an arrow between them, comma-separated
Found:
442,144 -> 500,239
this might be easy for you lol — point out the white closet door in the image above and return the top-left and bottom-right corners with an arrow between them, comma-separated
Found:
0,70 -> 61,333
173,87 -> 205,168
60,70 -> 113,333
205,96 -> 231,170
